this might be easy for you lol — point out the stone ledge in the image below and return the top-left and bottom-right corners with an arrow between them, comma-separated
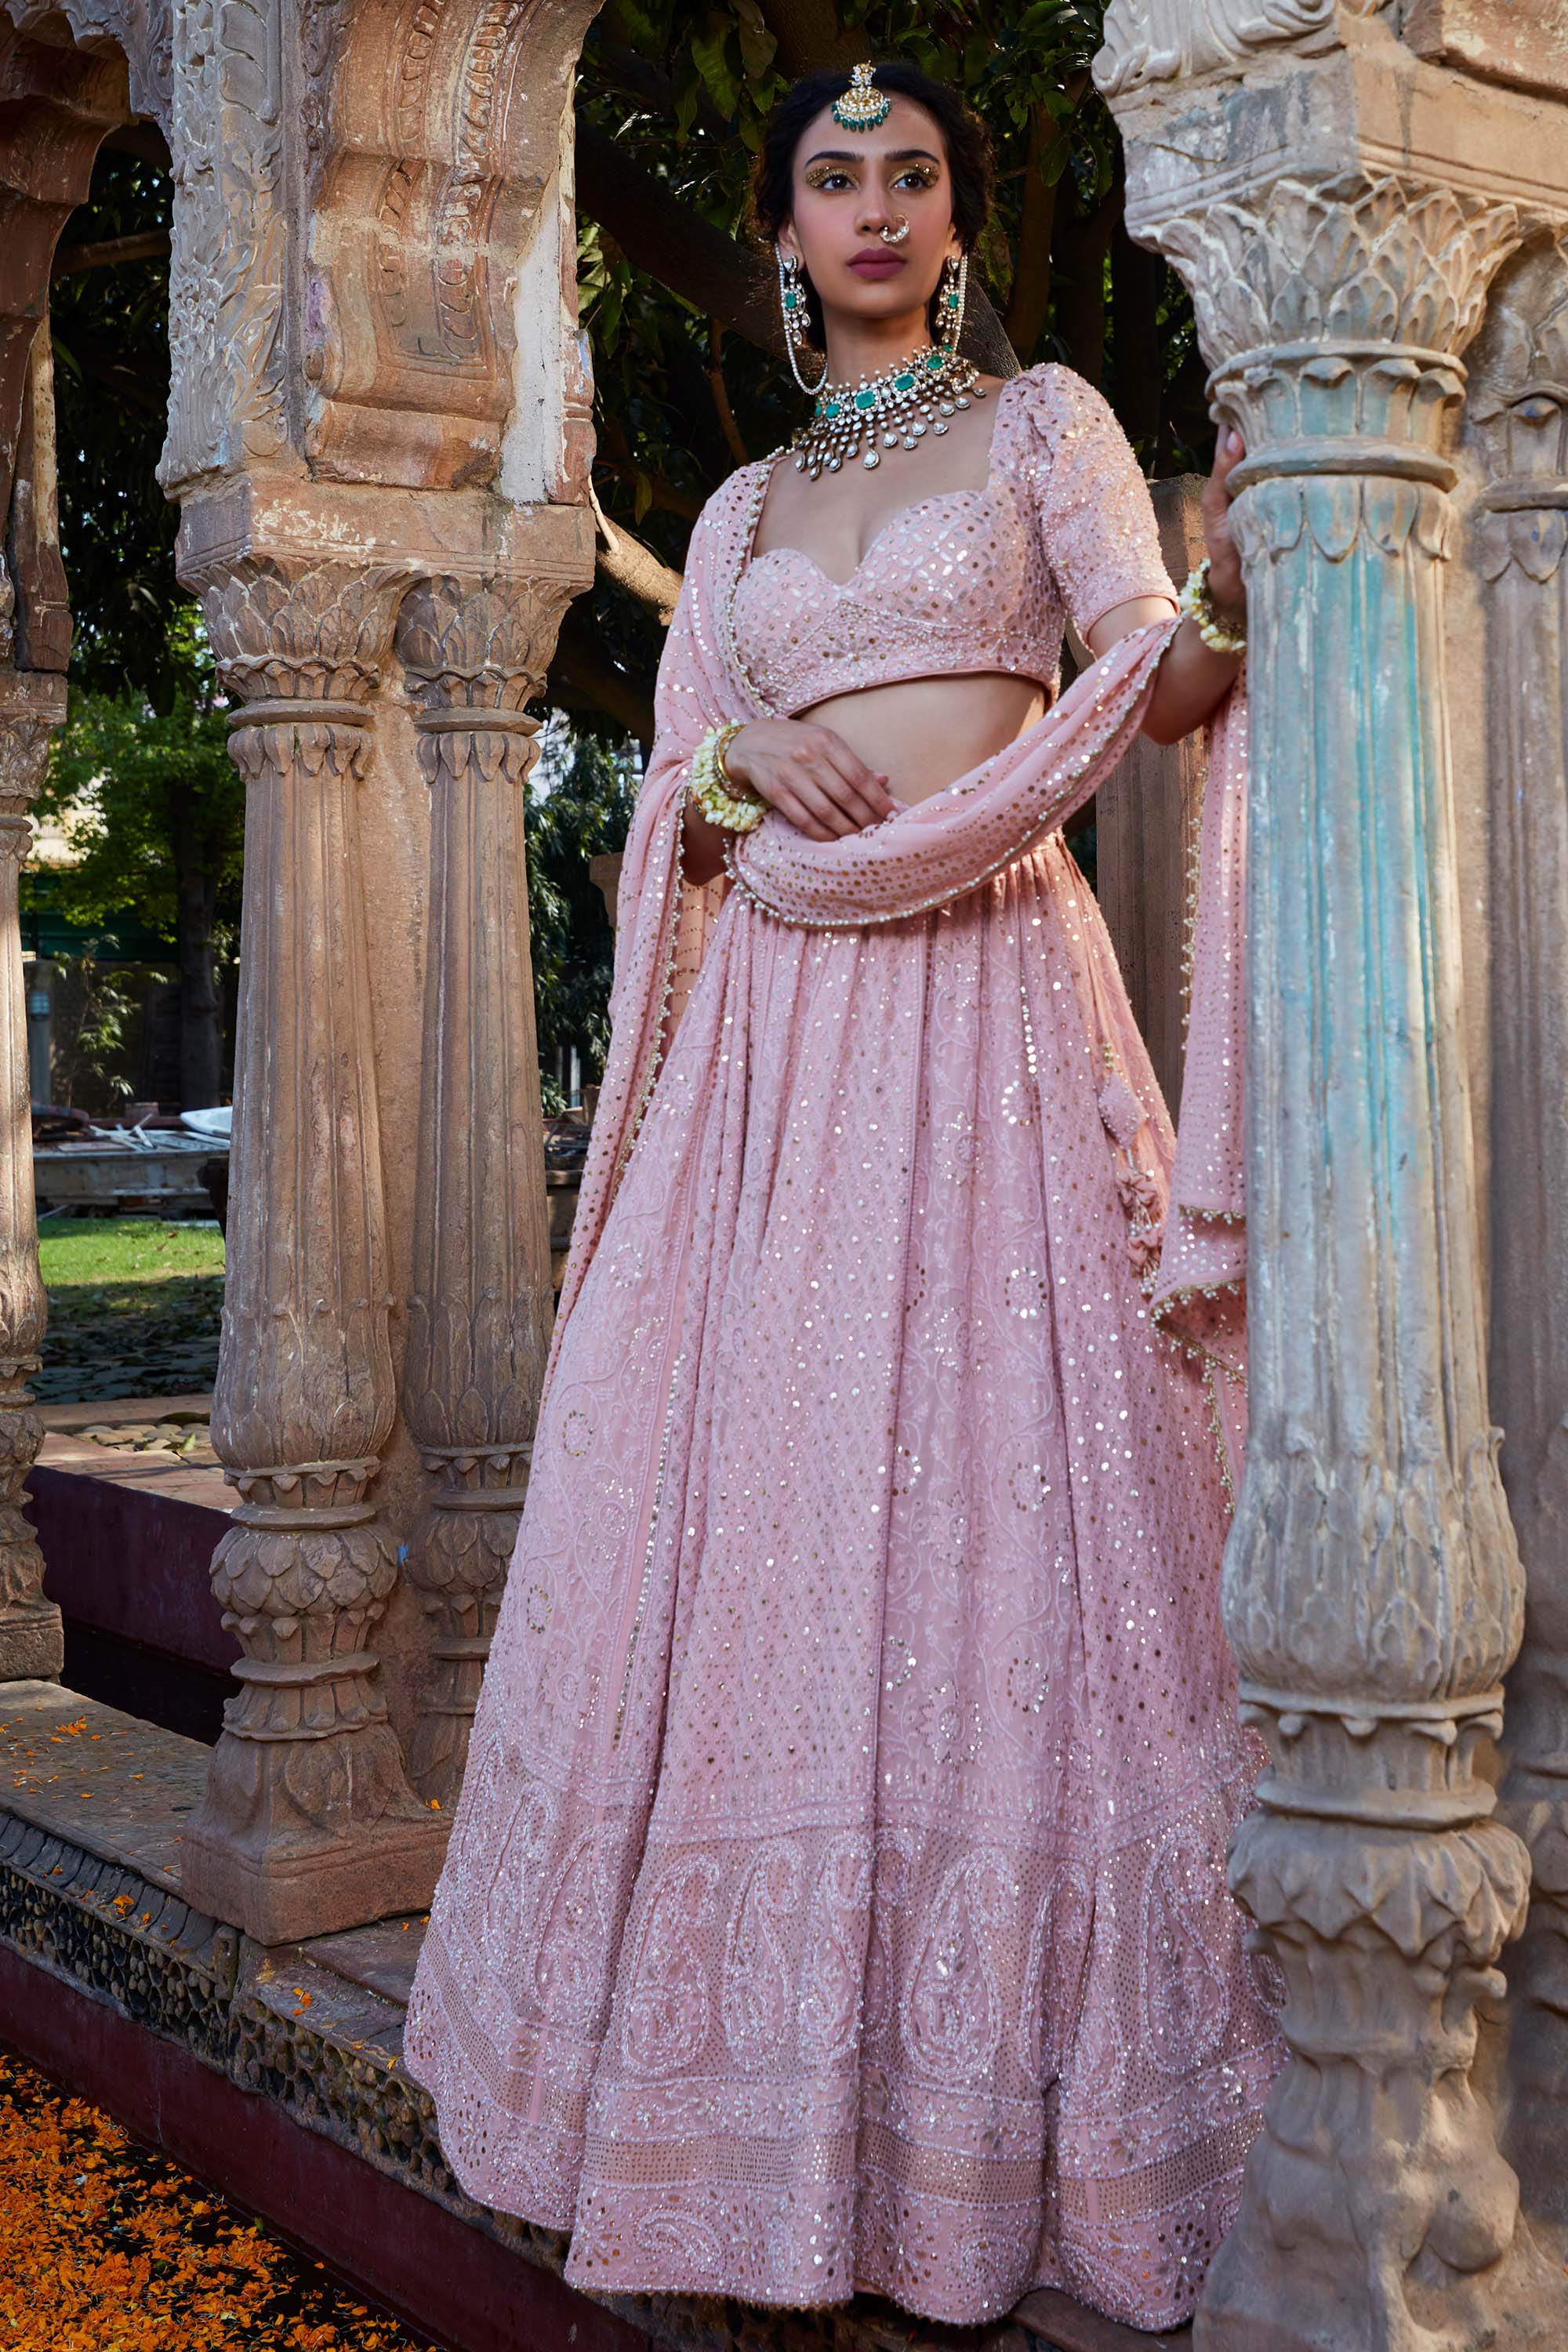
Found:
34,1436 -> 236,1675
0,1680 -> 1181,2352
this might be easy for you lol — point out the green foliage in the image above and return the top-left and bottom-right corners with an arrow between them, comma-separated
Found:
525,728 -> 640,1088
50,152 -> 185,707
29,681 -> 243,950
45,949 -> 143,1107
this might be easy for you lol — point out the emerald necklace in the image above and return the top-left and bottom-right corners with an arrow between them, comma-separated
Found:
790,342 -> 985,481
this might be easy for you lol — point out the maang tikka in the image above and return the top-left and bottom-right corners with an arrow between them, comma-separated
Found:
832,62 -> 890,132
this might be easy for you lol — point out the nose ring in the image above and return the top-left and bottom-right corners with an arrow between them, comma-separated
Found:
878,216 -> 910,245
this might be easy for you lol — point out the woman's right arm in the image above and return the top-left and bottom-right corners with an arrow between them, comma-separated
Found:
682,717 -> 898,883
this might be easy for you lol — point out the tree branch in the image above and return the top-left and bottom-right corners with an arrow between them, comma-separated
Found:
1003,79 -> 1088,365
1051,159 -> 1123,389
575,120 -> 782,354
590,489 -> 685,622
52,231 -> 171,279
548,606 -> 657,745
706,321 -> 750,466
756,0 -> 869,76
595,463 -> 703,524
587,33 -> 728,140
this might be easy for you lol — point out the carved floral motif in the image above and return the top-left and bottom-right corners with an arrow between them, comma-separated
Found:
1094,0 -> 1391,97
160,0 -> 287,491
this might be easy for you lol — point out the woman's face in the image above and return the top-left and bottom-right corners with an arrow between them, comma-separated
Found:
780,93 -> 960,332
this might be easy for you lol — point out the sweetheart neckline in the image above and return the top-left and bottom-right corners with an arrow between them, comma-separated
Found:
742,486 -> 1014,597
741,372 -> 1024,593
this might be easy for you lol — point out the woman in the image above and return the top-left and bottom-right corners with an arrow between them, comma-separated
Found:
405,60 -> 1279,2334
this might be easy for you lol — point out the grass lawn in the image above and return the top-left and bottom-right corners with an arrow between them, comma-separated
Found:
36,1215 -> 225,1403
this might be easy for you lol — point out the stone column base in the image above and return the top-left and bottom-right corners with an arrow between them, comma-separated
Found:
0,1598 -> 63,1682
180,1811 -> 449,1947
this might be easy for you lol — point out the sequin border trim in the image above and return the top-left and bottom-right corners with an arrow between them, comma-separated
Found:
613,772 -> 694,1200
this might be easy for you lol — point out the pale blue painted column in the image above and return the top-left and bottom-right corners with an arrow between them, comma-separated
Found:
1099,13 -> 1568,2334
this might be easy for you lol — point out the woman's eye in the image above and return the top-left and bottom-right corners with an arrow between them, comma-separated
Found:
805,169 -> 854,192
895,168 -> 938,191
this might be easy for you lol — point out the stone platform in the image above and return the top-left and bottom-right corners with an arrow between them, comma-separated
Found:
0,1678 -> 1188,2352
29,1399 -> 236,1744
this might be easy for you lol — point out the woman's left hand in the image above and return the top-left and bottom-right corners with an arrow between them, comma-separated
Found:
1200,424 -> 1247,618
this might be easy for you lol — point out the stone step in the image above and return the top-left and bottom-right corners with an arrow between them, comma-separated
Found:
0,1680 -> 1184,2352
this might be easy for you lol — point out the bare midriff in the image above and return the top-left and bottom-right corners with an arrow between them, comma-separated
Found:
795,669 -> 1049,807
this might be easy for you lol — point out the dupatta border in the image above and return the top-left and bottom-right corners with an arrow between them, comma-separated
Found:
724,624 -> 1178,931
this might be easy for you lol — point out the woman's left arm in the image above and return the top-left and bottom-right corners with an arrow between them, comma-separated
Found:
1086,427 -> 1247,746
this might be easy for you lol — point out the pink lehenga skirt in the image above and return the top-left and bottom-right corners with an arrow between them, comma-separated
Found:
403,651 -> 1282,2329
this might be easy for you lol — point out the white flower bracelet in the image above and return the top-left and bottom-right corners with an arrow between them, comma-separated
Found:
1178,557 -> 1247,656
691,721 -> 766,833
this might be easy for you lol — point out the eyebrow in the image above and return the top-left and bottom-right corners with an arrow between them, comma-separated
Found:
801,147 -> 942,167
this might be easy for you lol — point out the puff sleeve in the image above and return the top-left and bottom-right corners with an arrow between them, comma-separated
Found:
1024,364 -> 1179,644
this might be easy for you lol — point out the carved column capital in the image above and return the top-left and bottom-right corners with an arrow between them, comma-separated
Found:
1159,176 -> 1516,357
1157,178 -> 1519,498
391,571 -> 572,1805
197,556 -> 413,707
397,570 -> 572,716
1469,232 -> 1568,590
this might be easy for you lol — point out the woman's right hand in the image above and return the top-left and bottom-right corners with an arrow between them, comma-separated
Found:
724,718 -> 898,842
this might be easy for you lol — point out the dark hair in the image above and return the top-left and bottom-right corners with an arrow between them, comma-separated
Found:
748,63 -> 995,350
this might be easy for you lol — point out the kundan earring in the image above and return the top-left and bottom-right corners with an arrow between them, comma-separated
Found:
938,252 -> 967,350
777,247 -> 828,396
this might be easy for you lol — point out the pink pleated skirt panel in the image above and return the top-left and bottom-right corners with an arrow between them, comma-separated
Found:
401,836 -> 1282,2331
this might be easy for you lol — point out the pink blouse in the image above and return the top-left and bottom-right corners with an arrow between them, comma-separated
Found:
728,361 -> 1179,718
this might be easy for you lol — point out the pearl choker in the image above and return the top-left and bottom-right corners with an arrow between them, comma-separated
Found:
790,343 -> 985,481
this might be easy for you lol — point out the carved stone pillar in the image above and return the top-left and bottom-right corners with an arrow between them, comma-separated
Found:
0,664 -> 61,1682
1468,233 -> 1568,2256
394,575 -> 564,1806
178,557 -> 447,1946
1145,179 -> 1564,2347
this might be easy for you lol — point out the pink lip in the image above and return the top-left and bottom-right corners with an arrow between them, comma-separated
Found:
848,253 -> 906,278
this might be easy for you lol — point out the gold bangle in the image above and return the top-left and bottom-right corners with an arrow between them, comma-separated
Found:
691,721 -> 765,833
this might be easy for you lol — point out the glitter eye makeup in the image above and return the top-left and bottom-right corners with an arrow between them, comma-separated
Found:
799,151 -> 943,194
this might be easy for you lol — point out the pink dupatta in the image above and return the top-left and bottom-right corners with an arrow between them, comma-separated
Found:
552,463 -> 1247,1441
